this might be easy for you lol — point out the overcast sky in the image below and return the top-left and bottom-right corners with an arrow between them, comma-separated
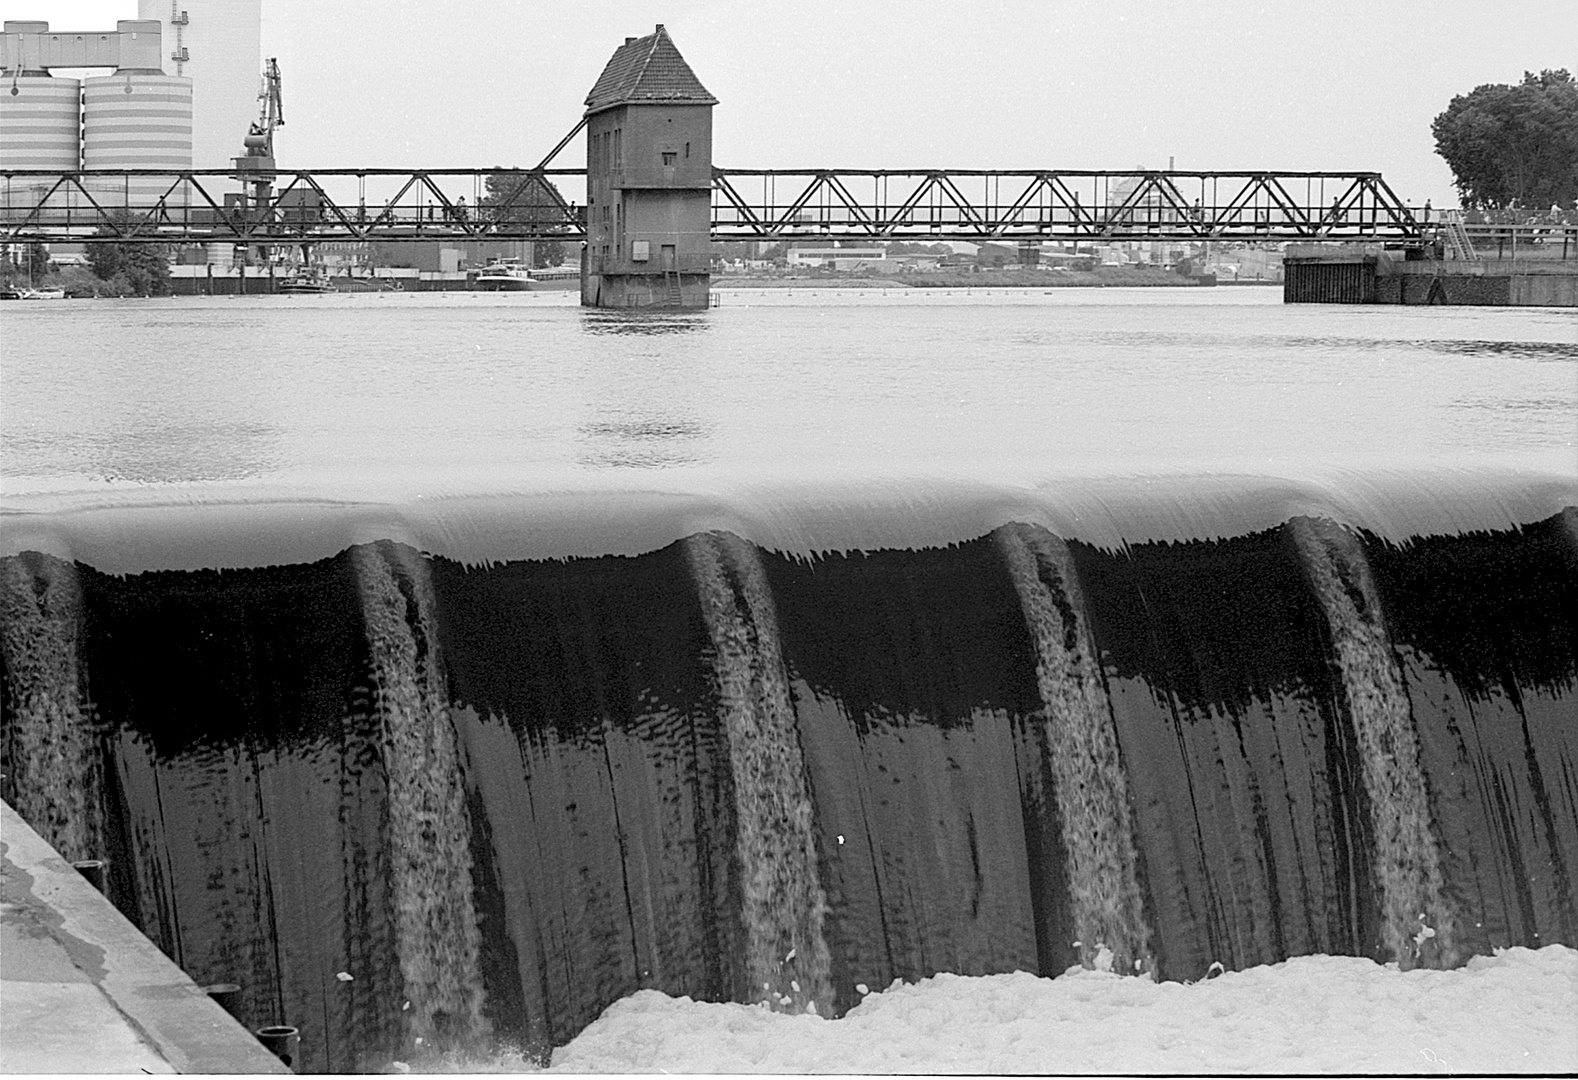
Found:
7,0 -> 1575,206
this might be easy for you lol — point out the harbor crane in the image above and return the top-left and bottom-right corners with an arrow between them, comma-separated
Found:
232,58 -> 283,210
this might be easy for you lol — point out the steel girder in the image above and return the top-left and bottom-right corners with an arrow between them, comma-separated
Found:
708,170 -> 1424,242
1,167 -> 1425,244
0,168 -> 587,244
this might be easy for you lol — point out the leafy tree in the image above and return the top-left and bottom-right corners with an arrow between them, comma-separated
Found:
87,239 -> 171,295
1432,69 -> 1578,210
481,170 -> 571,267
24,243 -> 50,279
1,243 -> 50,285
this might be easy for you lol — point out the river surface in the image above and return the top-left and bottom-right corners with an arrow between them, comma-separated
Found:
3,288 -> 1573,498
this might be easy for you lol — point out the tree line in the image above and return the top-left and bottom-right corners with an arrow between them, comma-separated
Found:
1433,68 -> 1577,217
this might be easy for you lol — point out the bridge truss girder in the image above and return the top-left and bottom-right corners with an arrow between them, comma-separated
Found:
709,170 -> 1423,242
0,168 -> 587,245
0,167 -> 1423,245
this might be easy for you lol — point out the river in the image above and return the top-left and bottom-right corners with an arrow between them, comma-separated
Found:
1,286 -> 1574,1070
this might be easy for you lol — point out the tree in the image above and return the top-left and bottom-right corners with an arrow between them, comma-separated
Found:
86,239 -> 172,295
2,243 -> 50,285
1432,69 -> 1578,211
23,243 -> 50,280
481,170 -> 571,267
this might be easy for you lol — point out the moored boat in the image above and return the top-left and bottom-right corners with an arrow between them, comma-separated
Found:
278,272 -> 334,295
472,259 -> 533,291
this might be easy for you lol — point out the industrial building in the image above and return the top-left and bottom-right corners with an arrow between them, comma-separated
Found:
1,1 -> 261,261
582,25 -> 716,308
136,0 -> 261,171
785,246 -> 888,270
0,19 -> 194,209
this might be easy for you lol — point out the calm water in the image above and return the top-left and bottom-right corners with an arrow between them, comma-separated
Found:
3,287 -> 1573,490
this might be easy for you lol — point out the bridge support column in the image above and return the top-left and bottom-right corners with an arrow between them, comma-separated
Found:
581,25 -> 717,310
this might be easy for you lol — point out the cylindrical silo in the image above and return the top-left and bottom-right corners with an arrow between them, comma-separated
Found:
82,72 -> 192,213
0,73 -> 81,224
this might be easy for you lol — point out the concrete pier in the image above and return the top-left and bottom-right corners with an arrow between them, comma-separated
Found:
0,800 -> 289,1074
1284,244 -> 1578,306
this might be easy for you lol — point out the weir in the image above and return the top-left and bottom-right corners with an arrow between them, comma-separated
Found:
1,486 -> 1573,1071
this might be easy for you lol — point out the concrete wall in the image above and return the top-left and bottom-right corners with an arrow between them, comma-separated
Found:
1376,261 -> 1578,306
1287,250 -> 1578,307
584,272 -> 710,308
1511,274 -> 1578,306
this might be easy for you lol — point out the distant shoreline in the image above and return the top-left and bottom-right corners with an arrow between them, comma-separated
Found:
712,267 -> 1279,290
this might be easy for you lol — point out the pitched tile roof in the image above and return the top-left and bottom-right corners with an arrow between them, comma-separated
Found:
584,25 -> 717,114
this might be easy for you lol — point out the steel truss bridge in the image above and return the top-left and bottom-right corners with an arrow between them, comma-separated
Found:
0,167 -> 1425,245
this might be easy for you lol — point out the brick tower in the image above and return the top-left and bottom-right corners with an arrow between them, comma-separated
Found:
582,26 -> 716,308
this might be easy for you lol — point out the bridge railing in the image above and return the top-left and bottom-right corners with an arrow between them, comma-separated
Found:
710,170 -> 1423,241
2,167 -> 1425,244
1454,222 -> 1577,261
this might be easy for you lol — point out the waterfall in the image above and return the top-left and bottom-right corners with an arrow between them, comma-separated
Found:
997,524 -> 1154,977
352,542 -> 489,1049
0,553 -> 104,865
1290,518 -> 1459,969
686,531 -> 834,1014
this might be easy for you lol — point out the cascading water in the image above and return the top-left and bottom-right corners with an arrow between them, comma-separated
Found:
997,523 -> 1153,977
1290,517 -> 1458,969
0,553 -> 103,864
686,530 -> 835,1013
351,542 -> 490,1050
0,503 -> 1572,1069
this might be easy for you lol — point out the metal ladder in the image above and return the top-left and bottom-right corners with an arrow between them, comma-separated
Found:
1442,210 -> 1476,260
665,269 -> 683,306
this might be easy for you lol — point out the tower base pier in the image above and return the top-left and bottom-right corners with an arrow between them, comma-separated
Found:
581,271 -> 711,309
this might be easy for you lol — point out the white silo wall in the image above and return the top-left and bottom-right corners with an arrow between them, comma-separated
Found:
0,74 -> 80,169
83,73 -> 193,211
139,0 -> 261,171
0,74 -> 80,224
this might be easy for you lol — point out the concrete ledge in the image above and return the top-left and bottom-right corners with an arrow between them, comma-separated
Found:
1,800 -> 289,1074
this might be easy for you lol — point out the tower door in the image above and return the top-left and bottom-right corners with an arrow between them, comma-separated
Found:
661,244 -> 676,270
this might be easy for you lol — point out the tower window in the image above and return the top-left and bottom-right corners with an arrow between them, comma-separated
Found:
662,152 -> 677,166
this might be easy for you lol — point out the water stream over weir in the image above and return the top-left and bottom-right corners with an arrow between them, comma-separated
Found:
997,524 -> 1154,976
0,553 -> 104,865
1,504 -> 1574,1071
1289,518 -> 1458,969
352,542 -> 490,1051
687,530 -> 835,1013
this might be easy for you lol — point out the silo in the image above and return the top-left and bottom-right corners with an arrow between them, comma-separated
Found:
0,74 -> 81,168
82,69 -> 192,214
1,22 -> 81,224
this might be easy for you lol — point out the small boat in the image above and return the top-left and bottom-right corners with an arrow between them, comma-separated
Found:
278,271 -> 334,295
472,259 -> 534,291
19,287 -> 66,300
